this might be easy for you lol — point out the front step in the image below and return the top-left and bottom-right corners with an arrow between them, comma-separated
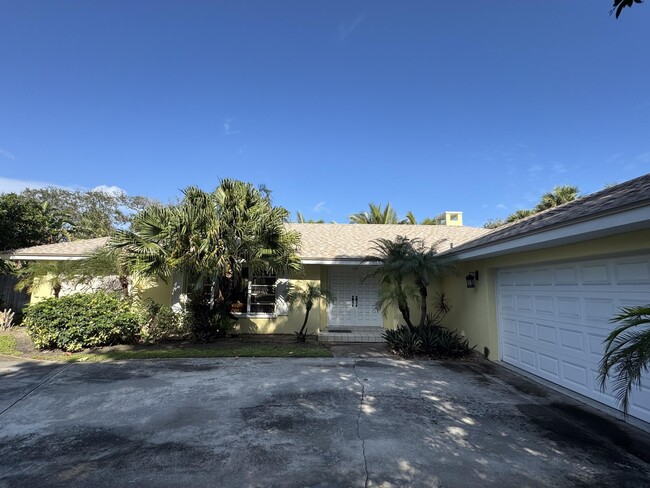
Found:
318,327 -> 385,343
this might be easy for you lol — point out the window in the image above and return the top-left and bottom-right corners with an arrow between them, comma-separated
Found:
247,273 -> 277,315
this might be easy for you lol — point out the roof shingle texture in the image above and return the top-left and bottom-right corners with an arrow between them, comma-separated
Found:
6,237 -> 110,257
449,172 -> 650,254
286,223 -> 490,260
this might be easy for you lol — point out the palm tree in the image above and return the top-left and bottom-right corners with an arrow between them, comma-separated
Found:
286,283 -> 331,342
403,211 -> 437,225
74,246 -> 132,298
535,185 -> 580,212
506,209 -> 535,223
350,203 -> 400,224
111,180 -> 301,320
598,305 -> 650,415
363,236 -> 418,331
295,211 -> 324,223
14,260 -> 75,299
399,238 -> 454,326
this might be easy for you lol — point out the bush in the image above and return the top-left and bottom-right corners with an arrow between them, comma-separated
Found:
24,292 -> 139,352
137,299 -> 189,343
184,291 -> 234,342
383,325 -> 474,358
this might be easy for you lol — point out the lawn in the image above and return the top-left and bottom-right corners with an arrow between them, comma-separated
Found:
0,329 -> 332,362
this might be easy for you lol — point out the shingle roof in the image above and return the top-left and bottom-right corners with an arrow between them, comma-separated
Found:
448,172 -> 650,255
286,223 -> 490,261
4,225 -> 490,261
4,237 -> 110,258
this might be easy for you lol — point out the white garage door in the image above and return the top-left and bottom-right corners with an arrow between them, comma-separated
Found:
497,253 -> 650,424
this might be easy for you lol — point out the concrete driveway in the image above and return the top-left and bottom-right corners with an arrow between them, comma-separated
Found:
1,356 -> 648,488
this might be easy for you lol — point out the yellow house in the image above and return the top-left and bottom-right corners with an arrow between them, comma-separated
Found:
4,173 -> 650,424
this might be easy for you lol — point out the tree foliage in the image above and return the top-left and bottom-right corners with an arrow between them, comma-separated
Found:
350,204 -> 436,225
612,0 -> 643,18
111,180 -> 301,331
286,282 -> 331,341
363,236 -> 453,330
295,211 -> 324,223
598,305 -> 650,415
0,193 -> 63,251
484,185 -> 580,228
22,187 -> 157,240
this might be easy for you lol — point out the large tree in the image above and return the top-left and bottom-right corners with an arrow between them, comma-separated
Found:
0,193 -> 63,251
111,179 -> 301,319
22,187 -> 157,240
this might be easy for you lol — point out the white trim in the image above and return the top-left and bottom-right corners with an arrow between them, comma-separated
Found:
301,259 -> 378,266
3,254 -> 88,261
232,312 -> 276,319
453,206 -> 650,261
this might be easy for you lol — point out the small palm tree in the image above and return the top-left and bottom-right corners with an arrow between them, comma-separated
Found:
350,203 -> 400,224
74,246 -> 133,298
286,283 -> 331,342
363,237 -> 418,331
15,260 -> 75,299
598,305 -> 650,415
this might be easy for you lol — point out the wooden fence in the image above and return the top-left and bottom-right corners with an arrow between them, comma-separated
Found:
0,273 -> 30,312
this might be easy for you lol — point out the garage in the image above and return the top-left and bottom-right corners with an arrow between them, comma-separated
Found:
497,253 -> 650,424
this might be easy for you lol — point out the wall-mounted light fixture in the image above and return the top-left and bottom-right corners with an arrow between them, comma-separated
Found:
465,271 -> 479,289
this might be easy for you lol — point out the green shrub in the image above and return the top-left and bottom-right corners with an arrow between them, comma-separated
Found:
24,292 -> 139,352
383,325 -> 474,358
184,291 -> 234,342
137,299 -> 189,343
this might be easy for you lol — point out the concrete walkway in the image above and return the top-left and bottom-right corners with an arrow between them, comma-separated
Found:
1,356 -> 648,488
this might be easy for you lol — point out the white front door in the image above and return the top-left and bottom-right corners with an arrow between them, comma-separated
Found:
328,267 -> 382,327
496,254 -> 650,424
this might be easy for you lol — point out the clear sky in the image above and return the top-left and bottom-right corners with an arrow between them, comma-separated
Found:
1,1 -> 649,227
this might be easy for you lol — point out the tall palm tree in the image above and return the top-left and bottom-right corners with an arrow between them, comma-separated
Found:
403,211 -> 438,225
535,185 -> 580,212
506,209 -> 535,223
111,180 -> 301,318
598,305 -> 650,415
286,282 -> 331,341
350,203 -> 400,224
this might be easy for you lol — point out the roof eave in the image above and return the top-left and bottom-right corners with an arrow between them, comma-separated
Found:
450,204 -> 650,261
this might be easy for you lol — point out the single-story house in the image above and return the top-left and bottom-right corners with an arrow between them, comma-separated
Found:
3,173 -> 649,425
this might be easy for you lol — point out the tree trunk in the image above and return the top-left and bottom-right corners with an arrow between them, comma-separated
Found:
119,275 -> 129,299
298,304 -> 312,338
418,284 -> 428,327
399,304 -> 414,332
53,284 -> 61,299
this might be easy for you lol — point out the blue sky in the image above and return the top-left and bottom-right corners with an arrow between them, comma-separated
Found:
1,1 -> 649,227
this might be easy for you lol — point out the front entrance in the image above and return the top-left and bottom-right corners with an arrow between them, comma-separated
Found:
328,266 -> 382,327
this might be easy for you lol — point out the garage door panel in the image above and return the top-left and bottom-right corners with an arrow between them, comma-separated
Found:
559,328 -> 584,352
537,324 -> 557,344
515,295 -> 533,312
557,297 -> 581,319
497,254 -> 650,425
554,266 -> 579,285
518,320 -> 535,339
534,296 -> 554,314
519,347 -> 537,368
615,258 -> 650,284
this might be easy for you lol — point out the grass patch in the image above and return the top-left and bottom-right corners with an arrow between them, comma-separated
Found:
0,335 -> 21,356
31,343 -> 332,362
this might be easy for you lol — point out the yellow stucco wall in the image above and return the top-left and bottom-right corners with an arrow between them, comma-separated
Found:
441,229 -> 650,361
29,276 -> 55,303
132,276 -> 172,306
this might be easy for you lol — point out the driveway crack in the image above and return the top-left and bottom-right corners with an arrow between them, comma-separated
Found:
0,362 -> 74,417
353,359 -> 370,488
